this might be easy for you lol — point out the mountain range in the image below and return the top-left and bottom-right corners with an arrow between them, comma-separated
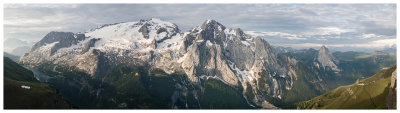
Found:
14,18 -> 396,109
4,38 -> 35,55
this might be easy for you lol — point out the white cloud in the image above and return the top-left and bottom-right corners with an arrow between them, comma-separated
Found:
3,4 -> 396,52
279,43 -> 324,48
4,13 -> 79,27
371,39 -> 397,46
4,4 -> 79,9
280,38 -> 396,49
245,31 -> 306,40
246,26 -> 356,41
302,27 -> 355,36
5,26 -> 64,34
315,38 -> 327,41
361,33 -> 384,39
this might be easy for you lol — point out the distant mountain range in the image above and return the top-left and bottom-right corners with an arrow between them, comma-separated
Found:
10,18 -> 396,109
11,46 -> 31,56
381,45 -> 396,54
4,52 -> 19,62
4,38 -> 35,55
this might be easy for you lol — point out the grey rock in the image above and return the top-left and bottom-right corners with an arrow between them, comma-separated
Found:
180,20 -> 297,105
81,38 -> 100,54
30,31 -> 85,54
139,23 -> 150,39
316,45 -> 340,72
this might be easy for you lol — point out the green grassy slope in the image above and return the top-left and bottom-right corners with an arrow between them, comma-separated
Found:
3,57 -> 72,109
296,65 -> 396,109
4,57 -> 37,82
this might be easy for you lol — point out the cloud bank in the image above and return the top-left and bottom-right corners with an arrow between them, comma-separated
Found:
4,4 -> 396,52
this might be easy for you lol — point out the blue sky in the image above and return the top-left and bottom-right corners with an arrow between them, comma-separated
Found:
3,4 -> 397,52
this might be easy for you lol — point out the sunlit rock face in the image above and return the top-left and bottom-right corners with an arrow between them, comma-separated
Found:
316,45 -> 340,72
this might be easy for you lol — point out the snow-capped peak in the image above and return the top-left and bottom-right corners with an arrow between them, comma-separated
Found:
205,19 -> 216,24
82,18 -> 182,51
201,19 -> 226,31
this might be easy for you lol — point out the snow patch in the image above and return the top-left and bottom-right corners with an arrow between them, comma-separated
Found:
33,41 -> 59,54
196,40 -> 204,43
241,41 -> 250,46
21,85 -> 31,89
260,57 -> 265,64
218,25 -> 223,31
206,40 -> 213,47
227,61 -> 250,82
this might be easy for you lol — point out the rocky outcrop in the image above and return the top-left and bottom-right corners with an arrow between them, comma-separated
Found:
139,23 -> 150,39
316,45 -> 340,72
29,31 -> 86,55
387,69 -> 396,109
81,38 -> 100,54
180,20 -> 239,85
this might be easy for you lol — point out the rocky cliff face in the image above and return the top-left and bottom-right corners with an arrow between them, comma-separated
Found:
315,45 -> 340,72
20,18 -> 299,108
178,20 -> 298,105
387,69 -> 396,109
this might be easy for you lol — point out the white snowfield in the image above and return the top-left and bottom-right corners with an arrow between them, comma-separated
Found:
84,18 -> 183,52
